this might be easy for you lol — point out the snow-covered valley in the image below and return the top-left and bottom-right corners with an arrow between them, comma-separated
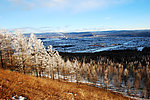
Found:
42,37 -> 150,53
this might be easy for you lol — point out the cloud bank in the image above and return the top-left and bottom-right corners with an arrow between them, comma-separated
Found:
9,0 -> 132,12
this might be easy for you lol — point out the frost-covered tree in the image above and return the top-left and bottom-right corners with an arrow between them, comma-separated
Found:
0,30 -> 13,69
11,31 -> 31,73
28,33 -> 51,76
29,33 -> 65,77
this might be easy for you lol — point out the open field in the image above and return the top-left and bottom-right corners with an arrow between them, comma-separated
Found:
0,69 -> 133,100
42,37 -> 150,53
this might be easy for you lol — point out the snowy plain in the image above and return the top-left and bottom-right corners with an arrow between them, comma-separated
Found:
42,37 -> 150,53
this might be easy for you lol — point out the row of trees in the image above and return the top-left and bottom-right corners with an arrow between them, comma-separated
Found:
0,30 -> 62,76
0,30 -> 149,99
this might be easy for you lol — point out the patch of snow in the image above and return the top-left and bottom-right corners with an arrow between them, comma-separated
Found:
67,92 -> 73,95
64,92 -> 77,96
18,82 -> 22,84
137,47 -> 144,51
12,95 -> 26,100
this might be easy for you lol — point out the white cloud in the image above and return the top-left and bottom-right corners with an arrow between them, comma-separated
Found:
10,25 -> 105,33
9,26 -> 67,33
9,0 -> 132,12
9,0 -> 34,10
105,17 -> 111,20
8,25 -> 150,33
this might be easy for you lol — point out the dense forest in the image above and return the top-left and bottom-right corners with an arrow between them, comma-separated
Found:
0,30 -> 150,99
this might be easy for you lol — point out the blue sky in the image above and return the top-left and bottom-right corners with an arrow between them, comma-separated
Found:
0,0 -> 150,33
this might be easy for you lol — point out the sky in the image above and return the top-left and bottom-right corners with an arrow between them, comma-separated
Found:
0,0 -> 150,33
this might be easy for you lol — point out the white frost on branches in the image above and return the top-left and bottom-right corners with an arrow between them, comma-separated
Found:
0,30 -> 66,74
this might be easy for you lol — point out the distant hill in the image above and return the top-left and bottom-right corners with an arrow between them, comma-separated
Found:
24,32 -> 65,38
64,32 -> 94,38
24,29 -> 150,38
93,30 -> 150,37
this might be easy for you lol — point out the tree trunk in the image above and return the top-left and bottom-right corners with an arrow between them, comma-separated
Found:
0,51 -> 4,68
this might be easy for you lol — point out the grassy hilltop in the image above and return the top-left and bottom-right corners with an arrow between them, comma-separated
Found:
0,69 -> 132,100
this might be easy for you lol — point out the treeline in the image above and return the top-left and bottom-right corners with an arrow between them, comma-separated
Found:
0,30 -> 150,99
0,30 -> 62,77
60,50 -> 150,98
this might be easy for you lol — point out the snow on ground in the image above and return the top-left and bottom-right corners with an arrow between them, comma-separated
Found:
42,37 -> 150,53
12,95 -> 26,100
42,73 -> 148,100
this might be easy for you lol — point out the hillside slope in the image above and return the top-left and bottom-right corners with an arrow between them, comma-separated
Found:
0,69 -> 132,100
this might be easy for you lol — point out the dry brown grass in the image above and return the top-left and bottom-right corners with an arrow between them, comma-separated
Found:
0,69 -> 133,100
